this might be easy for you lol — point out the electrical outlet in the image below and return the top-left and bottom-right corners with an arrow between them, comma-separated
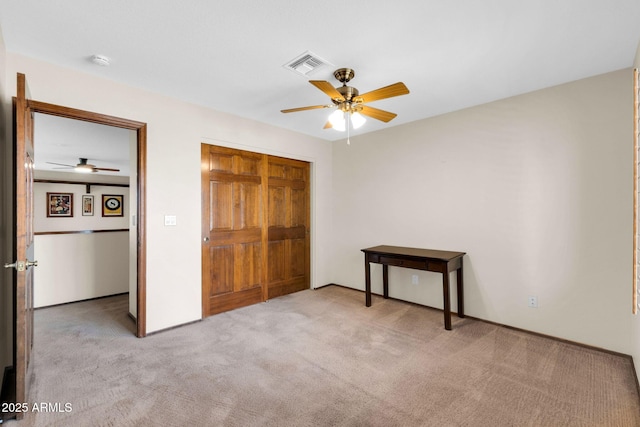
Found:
411,275 -> 419,285
528,296 -> 538,308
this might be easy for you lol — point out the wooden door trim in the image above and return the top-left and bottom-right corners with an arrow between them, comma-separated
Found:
28,100 -> 148,338
261,155 -> 270,302
28,100 -> 146,129
201,144 -> 210,317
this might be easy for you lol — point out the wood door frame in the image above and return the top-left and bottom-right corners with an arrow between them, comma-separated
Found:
28,100 -> 148,337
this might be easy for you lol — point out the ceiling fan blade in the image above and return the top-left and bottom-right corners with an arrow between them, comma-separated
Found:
359,105 -> 398,123
354,82 -> 409,104
94,167 -> 120,172
281,105 -> 331,113
309,80 -> 345,102
46,161 -> 75,168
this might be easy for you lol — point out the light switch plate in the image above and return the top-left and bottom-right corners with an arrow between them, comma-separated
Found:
164,215 -> 177,226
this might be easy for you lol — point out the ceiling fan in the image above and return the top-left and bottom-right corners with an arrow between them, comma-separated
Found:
46,158 -> 120,173
281,68 -> 409,130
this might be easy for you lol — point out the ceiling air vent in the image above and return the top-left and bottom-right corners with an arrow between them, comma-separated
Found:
283,51 -> 333,77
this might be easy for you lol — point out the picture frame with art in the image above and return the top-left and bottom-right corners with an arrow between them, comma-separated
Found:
47,192 -> 73,217
82,195 -> 94,216
102,194 -> 124,217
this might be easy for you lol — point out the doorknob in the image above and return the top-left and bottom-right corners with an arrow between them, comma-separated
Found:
203,237 -> 210,242
4,260 -> 38,271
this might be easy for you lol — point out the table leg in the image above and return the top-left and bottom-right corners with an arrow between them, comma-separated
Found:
365,257 -> 372,307
383,264 -> 389,299
443,271 -> 452,330
457,263 -> 465,318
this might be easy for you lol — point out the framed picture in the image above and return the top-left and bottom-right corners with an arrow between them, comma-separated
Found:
102,194 -> 124,217
47,192 -> 73,217
82,195 -> 94,216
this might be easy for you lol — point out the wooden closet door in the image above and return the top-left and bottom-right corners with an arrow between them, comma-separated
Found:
267,156 -> 310,299
201,145 -> 265,316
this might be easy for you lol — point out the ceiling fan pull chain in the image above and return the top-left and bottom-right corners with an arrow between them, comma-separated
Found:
347,113 -> 351,145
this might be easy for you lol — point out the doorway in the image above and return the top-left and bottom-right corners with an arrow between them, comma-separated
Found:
33,113 -> 132,310
29,100 -> 147,337
3,74 -> 150,423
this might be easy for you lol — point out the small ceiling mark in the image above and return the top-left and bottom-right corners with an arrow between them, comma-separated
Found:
90,54 -> 111,66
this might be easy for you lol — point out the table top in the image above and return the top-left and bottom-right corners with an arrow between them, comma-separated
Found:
362,245 -> 465,262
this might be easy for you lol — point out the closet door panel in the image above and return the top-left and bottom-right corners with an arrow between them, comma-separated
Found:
266,156 -> 310,299
202,145 -> 264,316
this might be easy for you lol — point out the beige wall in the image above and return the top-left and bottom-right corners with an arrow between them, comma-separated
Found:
6,52 -> 333,333
1,29 -> 636,365
633,42 -> 640,383
331,69 -> 633,354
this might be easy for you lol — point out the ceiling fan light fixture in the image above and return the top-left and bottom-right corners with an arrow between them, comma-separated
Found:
74,164 -> 94,173
47,157 -> 120,174
328,109 -> 346,131
351,112 -> 366,129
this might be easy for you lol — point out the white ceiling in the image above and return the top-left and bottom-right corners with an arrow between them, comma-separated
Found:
34,113 -> 131,176
2,0 -> 640,164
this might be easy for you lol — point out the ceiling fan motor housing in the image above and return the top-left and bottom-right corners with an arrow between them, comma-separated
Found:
333,68 -> 355,84
334,85 -> 359,106
332,69 -> 362,112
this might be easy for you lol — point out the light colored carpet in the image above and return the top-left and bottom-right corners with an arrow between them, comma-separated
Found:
10,285 -> 640,426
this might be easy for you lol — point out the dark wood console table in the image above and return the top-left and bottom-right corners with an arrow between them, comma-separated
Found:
362,245 -> 466,330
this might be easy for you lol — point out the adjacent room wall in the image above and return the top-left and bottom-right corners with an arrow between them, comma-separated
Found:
129,132 -> 138,318
6,52 -> 333,333
331,69 -> 634,354
34,233 -> 128,307
33,176 -> 129,232
33,173 -> 130,307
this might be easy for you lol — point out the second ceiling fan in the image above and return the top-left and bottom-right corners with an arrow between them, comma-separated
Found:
281,68 -> 409,130
46,157 -> 120,173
